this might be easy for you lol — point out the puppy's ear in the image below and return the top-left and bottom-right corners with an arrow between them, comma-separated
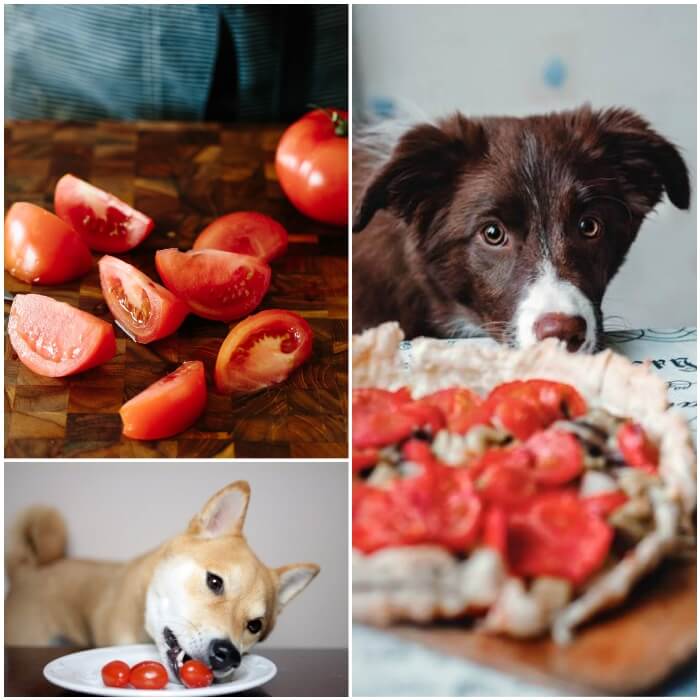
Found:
273,562 -> 320,611
188,481 -> 251,537
353,114 -> 486,233
597,108 -> 691,213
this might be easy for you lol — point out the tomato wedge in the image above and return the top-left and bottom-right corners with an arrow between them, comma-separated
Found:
507,491 -> 613,585
414,387 -> 483,433
54,174 -> 154,252
474,447 -> 537,509
8,294 -> 116,377
352,388 -> 444,449
617,421 -> 659,472
120,361 -> 207,440
4,202 -> 93,284
582,491 -> 629,518
525,430 -> 584,486
214,309 -> 313,393
155,248 -> 271,322
98,256 -> 188,343
352,447 -> 379,473
193,211 -> 288,262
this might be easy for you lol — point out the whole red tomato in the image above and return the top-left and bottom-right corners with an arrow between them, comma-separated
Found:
275,108 -> 348,226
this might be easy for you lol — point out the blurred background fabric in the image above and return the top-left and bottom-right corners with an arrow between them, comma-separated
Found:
5,4 -> 347,122
352,4 -> 696,329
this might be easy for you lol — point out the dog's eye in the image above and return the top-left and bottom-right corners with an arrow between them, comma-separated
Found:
206,572 -> 224,595
481,223 -> 507,246
246,618 -> 263,634
578,216 -> 601,238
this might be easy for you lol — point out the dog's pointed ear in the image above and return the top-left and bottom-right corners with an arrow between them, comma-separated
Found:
597,107 -> 691,213
273,562 -> 320,611
353,113 -> 487,233
188,481 -> 251,538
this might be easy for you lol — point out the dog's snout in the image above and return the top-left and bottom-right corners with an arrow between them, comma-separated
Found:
533,313 -> 587,352
208,638 -> 241,671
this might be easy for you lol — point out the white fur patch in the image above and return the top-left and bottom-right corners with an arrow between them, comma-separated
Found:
514,262 -> 596,352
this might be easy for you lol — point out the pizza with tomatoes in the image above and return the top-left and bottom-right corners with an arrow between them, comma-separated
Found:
352,323 -> 696,644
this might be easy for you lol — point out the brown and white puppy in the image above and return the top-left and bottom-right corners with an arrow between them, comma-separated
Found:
5,481 -> 319,684
353,106 -> 690,351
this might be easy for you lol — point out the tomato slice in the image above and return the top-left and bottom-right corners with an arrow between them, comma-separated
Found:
128,660 -> 168,690
436,467 -> 482,552
508,491 -> 613,585
193,211 -> 288,262
353,447 -> 379,473
4,202 -> 93,284
101,660 -> 130,688
474,447 -> 537,509
352,388 -> 444,449
482,506 -> 508,557
54,174 -> 154,253
8,294 -> 116,377
98,256 -> 189,343
155,248 -> 271,322
214,309 -> 312,393
617,421 -> 659,472
582,491 -> 629,518
414,387 -> 483,433
525,429 -> 584,486
120,361 -> 207,440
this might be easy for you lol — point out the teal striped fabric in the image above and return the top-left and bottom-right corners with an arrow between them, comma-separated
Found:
4,4 -> 347,121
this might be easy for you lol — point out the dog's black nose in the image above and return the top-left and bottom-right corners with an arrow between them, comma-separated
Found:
208,638 -> 241,671
534,313 -> 587,352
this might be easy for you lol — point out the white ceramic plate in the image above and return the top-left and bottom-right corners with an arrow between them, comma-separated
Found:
43,643 -> 277,696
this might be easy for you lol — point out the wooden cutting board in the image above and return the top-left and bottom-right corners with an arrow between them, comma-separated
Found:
388,562 -> 696,695
4,120 -> 348,458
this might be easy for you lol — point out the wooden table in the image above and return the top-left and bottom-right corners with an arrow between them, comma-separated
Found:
4,120 -> 348,458
4,646 -> 348,697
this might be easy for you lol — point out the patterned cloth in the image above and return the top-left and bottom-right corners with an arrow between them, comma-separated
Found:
4,4 -> 347,121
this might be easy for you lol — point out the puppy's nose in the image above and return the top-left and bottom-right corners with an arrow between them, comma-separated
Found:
208,638 -> 241,671
533,313 -> 587,352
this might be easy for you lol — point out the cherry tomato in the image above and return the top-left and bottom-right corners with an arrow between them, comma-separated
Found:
193,211 -> 288,262
617,421 -> 659,472
98,256 -> 189,343
180,659 -> 214,689
582,491 -> 629,518
120,361 -> 207,440
214,309 -> 313,393
275,108 -> 348,226
507,491 -> 613,585
525,429 -> 584,486
54,174 -> 154,253
101,660 -> 130,688
352,388 -> 444,449
128,660 -> 168,690
4,202 -> 93,284
414,387 -> 483,434
8,294 -> 116,377
155,248 -> 271,322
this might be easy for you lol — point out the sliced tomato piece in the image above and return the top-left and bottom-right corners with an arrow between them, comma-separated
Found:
120,360 -> 207,440
353,485 -> 400,553
98,256 -> 188,343
525,429 -> 584,486
436,467 -> 482,552
414,387 -> 483,433
155,248 -> 271,322
214,309 -> 312,393
582,491 -> 629,519
8,294 -> 116,377
617,421 -> 659,472
4,202 -> 93,284
482,506 -> 508,557
54,174 -> 154,253
508,491 -> 613,585
193,211 -> 288,262
352,388 -> 444,449
474,447 -> 537,509
353,447 -> 379,473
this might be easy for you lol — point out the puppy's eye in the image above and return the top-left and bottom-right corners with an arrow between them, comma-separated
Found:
246,618 -> 263,634
578,216 -> 601,238
206,572 -> 224,595
481,223 -> 507,246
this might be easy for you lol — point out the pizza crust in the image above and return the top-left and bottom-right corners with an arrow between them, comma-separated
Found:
352,322 -> 697,642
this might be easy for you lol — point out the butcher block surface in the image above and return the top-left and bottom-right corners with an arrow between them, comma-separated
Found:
4,120 -> 348,458
388,561 -> 696,695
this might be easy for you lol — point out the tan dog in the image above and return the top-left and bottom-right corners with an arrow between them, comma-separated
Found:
5,481 -> 320,683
